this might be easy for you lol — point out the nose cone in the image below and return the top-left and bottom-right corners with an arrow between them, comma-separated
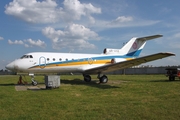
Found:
5,62 -> 14,71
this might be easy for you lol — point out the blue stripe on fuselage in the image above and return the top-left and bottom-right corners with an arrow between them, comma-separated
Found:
126,49 -> 142,57
33,51 -> 141,68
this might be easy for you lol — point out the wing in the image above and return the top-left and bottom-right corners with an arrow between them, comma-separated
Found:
84,52 -> 175,74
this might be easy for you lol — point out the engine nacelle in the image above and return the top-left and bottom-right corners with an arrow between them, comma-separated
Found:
103,48 -> 121,54
111,58 -> 123,64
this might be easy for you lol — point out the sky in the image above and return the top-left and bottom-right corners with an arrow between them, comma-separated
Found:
0,0 -> 180,70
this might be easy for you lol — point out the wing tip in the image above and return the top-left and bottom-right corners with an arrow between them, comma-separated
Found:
161,52 -> 175,56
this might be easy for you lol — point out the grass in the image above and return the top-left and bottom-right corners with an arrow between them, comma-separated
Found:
0,75 -> 180,120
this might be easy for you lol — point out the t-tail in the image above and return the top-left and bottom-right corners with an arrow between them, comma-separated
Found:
103,35 -> 163,57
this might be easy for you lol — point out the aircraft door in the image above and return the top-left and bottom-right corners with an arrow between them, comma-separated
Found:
39,56 -> 46,69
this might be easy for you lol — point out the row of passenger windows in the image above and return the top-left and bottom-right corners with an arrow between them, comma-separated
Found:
20,55 -> 93,62
47,58 -> 75,61
46,58 -> 92,62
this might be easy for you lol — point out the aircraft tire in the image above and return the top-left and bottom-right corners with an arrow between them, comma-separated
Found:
100,75 -> 108,83
84,75 -> 91,82
32,80 -> 38,86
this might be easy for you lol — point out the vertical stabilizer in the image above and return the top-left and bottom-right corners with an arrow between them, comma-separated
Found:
120,35 -> 162,57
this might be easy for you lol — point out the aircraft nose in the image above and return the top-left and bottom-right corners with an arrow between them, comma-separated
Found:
5,62 -> 14,71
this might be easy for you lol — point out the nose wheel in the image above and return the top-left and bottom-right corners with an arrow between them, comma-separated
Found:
32,80 -> 38,86
31,76 -> 38,86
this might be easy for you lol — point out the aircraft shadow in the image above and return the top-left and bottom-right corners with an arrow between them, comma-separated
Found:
0,83 -> 15,86
150,79 -> 180,82
61,78 -> 120,89
0,80 -> 120,89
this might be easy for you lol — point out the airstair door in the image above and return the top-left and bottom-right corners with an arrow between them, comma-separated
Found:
39,56 -> 46,69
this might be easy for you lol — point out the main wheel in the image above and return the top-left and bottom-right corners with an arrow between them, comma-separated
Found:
84,75 -> 91,82
100,75 -> 108,83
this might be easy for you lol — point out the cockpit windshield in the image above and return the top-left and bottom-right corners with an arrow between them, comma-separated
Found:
20,55 -> 33,59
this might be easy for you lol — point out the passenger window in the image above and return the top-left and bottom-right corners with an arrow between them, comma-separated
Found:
66,58 -> 68,61
47,58 -> 50,61
53,58 -> 55,61
59,58 -> 62,61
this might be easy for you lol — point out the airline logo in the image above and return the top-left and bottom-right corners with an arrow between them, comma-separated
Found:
132,42 -> 137,49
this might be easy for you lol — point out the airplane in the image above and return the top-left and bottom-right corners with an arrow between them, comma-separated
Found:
6,34 -> 175,85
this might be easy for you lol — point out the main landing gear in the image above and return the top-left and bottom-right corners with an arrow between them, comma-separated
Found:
83,74 -> 108,83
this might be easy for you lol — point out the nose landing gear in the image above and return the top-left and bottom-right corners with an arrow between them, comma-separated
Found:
30,74 -> 38,86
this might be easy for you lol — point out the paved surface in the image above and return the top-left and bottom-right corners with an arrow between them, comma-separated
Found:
15,84 -> 46,91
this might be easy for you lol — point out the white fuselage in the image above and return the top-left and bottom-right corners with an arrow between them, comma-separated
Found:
6,52 -> 132,74
5,35 -> 166,75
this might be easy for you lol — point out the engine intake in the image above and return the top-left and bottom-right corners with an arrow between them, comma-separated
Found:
111,58 -> 123,64
103,48 -> 120,54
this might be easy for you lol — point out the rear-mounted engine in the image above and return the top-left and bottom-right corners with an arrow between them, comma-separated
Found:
110,58 -> 122,64
103,48 -> 120,54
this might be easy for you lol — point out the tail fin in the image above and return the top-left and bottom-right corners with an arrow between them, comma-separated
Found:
120,34 -> 163,57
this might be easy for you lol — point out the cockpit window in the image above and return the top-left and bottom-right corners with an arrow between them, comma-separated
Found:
20,55 -> 33,59
20,55 -> 26,59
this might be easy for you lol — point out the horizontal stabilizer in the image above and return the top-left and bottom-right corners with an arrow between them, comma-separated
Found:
136,34 -> 163,41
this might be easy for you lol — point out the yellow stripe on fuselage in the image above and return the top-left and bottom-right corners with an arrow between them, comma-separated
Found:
126,58 -> 134,60
29,59 -> 112,69
29,57 -> 134,70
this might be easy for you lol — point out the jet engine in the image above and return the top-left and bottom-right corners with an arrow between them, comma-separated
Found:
111,58 -> 123,64
103,48 -> 120,54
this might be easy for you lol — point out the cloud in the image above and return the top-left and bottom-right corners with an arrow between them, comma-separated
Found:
24,39 -> 46,48
154,32 -> 180,50
8,39 -> 24,45
5,0 -> 59,23
170,43 -> 180,49
5,0 -> 160,30
63,0 -> 101,22
5,0 -> 101,24
164,32 -> 180,49
172,33 -> 180,39
103,16 -> 160,28
8,39 -> 46,48
111,16 -> 133,23
0,36 -> 4,40
42,24 -> 100,50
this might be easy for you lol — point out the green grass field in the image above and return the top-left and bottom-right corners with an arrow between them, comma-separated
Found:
0,75 -> 180,120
